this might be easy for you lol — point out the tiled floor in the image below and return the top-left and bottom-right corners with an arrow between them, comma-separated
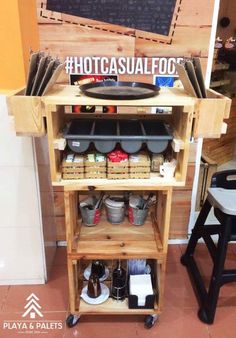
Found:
1,244 -> 236,337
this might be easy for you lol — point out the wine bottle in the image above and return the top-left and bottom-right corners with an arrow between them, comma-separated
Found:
111,260 -> 126,301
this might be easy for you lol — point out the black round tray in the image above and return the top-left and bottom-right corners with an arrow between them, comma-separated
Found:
79,81 -> 160,100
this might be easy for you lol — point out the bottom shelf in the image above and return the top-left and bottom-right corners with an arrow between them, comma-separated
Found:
69,259 -> 161,315
78,297 -> 160,315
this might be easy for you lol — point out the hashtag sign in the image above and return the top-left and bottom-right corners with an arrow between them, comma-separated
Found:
65,56 -> 74,74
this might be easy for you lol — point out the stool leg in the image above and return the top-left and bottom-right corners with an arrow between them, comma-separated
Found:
181,199 -> 212,265
198,217 -> 232,324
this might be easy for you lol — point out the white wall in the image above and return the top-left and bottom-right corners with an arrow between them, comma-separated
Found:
0,95 -> 46,284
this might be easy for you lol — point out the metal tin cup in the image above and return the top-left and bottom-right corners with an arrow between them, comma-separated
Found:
128,206 -> 148,226
105,197 -> 125,224
79,197 -> 101,226
128,195 -> 149,226
80,206 -> 100,226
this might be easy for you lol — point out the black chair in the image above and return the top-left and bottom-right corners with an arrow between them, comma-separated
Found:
181,170 -> 236,324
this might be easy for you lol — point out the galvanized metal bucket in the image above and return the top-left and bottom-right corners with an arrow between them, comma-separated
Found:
128,206 -> 148,226
128,195 -> 149,226
105,197 -> 125,224
80,196 -> 101,226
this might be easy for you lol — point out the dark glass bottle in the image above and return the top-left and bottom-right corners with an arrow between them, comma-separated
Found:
111,260 -> 126,301
87,273 -> 101,298
91,260 -> 105,279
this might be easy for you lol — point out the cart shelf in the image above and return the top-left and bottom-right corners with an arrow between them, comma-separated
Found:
70,240 -> 161,260
78,298 -> 160,315
69,215 -> 164,260
54,175 -> 184,191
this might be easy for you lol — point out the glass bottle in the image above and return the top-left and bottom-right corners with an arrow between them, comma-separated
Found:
111,260 -> 126,301
87,273 -> 101,298
91,260 -> 105,279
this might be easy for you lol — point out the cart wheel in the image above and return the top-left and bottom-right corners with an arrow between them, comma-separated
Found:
144,314 -> 158,329
66,314 -> 81,328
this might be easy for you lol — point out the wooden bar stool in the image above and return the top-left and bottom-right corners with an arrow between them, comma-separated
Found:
181,170 -> 236,324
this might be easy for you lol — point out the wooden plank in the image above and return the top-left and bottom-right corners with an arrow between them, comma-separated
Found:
39,22 -> 134,40
46,105 -> 65,181
203,145 -> 234,165
70,240 -> 162,259
169,190 -> 192,238
39,24 -> 135,57
57,175 -> 185,191
172,106 -> 193,182
79,298 -> 160,315
55,216 -> 66,241
85,173 -> 107,179
63,173 -> 85,179
188,141 -> 198,163
129,173 -> 150,179
53,190 -> 65,216
57,200 -> 181,242
7,95 -> 45,136
193,98 -> 227,138
85,167 -> 106,173
182,164 -> 195,190
64,191 -> 78,252
202,101 -> 236,164
43,85 -> 195,107
79,215 -> 156,242
63,167 -> 84,173
130,167 -> 150,173
177,0 -> 214,26
135,27 -> 211,58
67,259 -> 76,313
160,189 -> 173,253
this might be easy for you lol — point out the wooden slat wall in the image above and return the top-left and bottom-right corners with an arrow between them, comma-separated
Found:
36,0 -> 215,239
37,0 -> 214,72
216,0 -> 236,41
203,98 -> 236,164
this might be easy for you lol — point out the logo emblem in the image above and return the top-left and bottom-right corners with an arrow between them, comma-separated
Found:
22,293 -> 43,319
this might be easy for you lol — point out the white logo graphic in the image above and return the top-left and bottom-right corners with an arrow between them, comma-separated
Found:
22,293 -> 43,319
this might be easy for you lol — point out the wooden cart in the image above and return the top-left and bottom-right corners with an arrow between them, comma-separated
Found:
7,85 -> 231,328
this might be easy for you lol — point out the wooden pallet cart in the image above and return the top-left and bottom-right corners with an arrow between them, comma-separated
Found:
7,85 -> 231,328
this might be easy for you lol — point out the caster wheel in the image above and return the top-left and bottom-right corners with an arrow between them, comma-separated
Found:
198,308 -> 213,324
66,314 -> 81,328
144,314 -> 158,329
180,254 -> 189,266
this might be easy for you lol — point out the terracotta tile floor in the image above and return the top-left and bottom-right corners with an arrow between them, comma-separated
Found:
1,244 -> 236,337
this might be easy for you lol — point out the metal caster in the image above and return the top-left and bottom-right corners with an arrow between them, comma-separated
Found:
66,314 -> 81,328
144,314 -> 158,329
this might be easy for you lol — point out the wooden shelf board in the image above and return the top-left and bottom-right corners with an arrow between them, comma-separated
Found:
210,79 -> 230,88
79,216 -> 156,242
70,239 -> 161,259
69,215 -> 163,259
52,174 -> 185,191
78,298 -> 160,315
43,85 -> 195,107
212,62 -> 229,72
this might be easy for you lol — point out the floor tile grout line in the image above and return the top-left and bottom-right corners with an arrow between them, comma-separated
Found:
0,285 -> 10,312
206,325 -> 212,338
